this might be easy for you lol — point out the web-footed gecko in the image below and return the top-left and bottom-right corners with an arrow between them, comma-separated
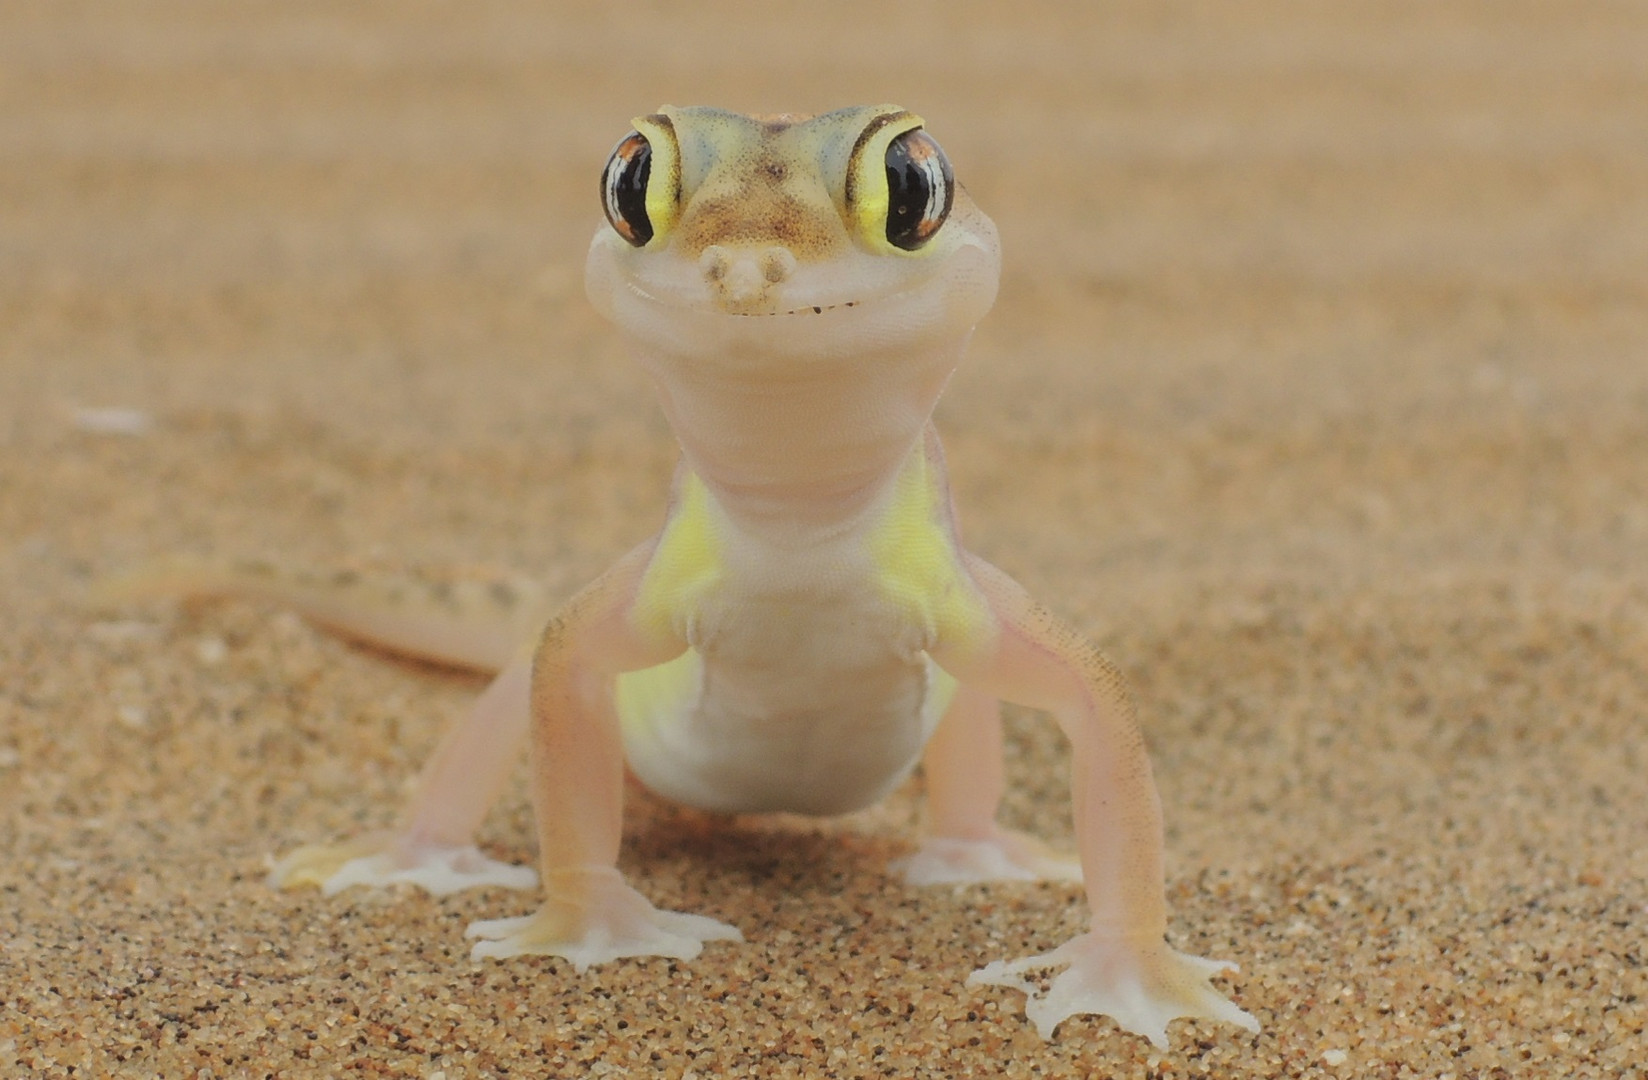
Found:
118,105 -> 1257,1048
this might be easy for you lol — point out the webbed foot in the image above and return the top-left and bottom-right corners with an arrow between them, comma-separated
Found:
969,931 -> 1258,1046
268,836 -> 537,897
466,867 -> 741,970
894,829 -> 1081,886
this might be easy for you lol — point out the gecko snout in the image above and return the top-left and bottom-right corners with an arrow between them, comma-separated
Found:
700,245 -> 797,313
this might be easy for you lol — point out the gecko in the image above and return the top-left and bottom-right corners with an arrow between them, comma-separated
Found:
113,105 -> 1258,1048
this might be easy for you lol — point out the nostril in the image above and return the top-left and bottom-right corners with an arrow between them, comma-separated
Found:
760,247 -> 797,284
699,245 -> 730,283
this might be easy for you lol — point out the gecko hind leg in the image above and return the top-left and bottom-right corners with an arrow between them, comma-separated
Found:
269,835 -> 536,897
270,649 -> 539,896
893,681 -> 1081,886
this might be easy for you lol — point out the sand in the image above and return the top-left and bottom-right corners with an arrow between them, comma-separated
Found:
4,2 -> 1647,1076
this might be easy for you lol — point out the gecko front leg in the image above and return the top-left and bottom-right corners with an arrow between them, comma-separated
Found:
932,554 -> 1258,1047
466,543 -> 742,966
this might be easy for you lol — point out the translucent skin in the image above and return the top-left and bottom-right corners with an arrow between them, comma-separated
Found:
133,106 -> 1255,1047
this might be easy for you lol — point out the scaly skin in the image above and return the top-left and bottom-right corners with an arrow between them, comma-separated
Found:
107,105 -> 1256,1048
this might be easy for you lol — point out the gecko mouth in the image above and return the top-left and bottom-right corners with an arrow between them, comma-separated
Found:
621,277 -> 881,318
735,300 -> 864,317
594,229 -> 998,334
617,252 -> 980,319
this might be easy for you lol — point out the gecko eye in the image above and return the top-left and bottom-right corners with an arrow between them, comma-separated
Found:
884,129 -> 953,251
602,131 -> 654,247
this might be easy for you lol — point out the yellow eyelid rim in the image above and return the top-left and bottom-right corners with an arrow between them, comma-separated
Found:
632,112 -> 681,247
845,109 -> 928,256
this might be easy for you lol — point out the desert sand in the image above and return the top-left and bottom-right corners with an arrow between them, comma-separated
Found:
3,2 -> 1647,1076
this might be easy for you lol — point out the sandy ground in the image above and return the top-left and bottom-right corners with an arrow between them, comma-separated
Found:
4,2 -> 1648,1077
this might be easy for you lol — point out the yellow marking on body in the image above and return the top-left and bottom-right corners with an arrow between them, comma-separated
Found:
920,660 -> 961,740
616,649 -> 703,739
868,449 -> 991,650
631,472 -> 724,642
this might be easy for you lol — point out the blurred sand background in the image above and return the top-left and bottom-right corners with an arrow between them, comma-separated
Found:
3,2 -> 1647,1076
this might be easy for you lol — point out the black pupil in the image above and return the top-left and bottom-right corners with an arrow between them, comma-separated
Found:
884,130 -> 952,251
605,134 -> 653,246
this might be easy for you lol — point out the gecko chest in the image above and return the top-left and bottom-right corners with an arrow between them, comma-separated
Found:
617,448 -> 992,816
618,570 -> 959,815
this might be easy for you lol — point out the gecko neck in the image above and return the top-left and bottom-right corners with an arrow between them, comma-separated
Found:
679,444 -> 919,542
635,328 -> 970,538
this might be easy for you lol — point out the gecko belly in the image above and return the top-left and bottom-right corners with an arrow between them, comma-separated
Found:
617,647 -> 956,816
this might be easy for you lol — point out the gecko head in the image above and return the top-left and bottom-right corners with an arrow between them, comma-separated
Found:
584,105 -> 1001,358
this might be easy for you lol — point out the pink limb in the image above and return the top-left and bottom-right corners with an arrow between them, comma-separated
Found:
932,554 -> 1257,1046
468,543 -> 742,963
269,645 -> 539,896
895,683 -> 1080,885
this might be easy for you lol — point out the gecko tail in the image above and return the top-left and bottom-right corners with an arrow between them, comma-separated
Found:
87,557 -> 553,674
88,556 -> 251,608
